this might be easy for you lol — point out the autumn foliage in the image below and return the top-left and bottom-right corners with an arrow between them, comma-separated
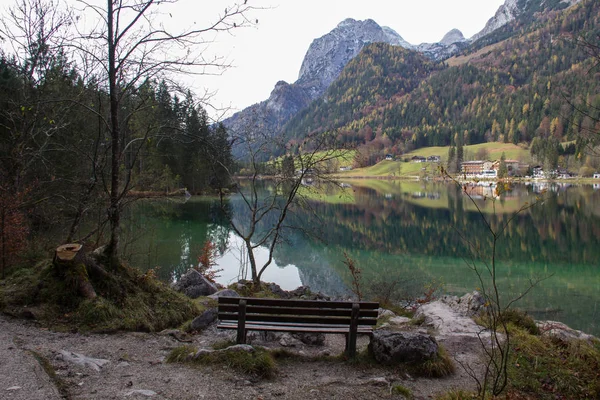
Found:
196,240 -> 222,283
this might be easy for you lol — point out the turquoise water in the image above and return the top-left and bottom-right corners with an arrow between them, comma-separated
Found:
123,181 -> 600,336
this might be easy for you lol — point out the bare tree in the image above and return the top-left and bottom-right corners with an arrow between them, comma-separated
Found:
65,0 -> 256,265
217,113 -> 350,286
442,169 -> 550,398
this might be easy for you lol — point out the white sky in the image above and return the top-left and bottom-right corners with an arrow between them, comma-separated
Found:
193,0 -> 506,119
0,0 -> 506,119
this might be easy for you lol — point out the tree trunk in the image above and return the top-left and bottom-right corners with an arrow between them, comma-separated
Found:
53,244 -> 97,300
245,240 -> 259,286
106,0 -> 121,267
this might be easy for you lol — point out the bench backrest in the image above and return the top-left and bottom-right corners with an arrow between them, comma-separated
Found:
218,296 -> 379,326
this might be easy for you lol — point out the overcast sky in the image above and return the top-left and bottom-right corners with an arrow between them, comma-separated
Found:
0,0 -> 506,119
192,0 -> 506,120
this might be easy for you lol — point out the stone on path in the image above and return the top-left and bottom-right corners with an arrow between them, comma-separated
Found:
58,350 -> 109,372
124,389 -> 157,397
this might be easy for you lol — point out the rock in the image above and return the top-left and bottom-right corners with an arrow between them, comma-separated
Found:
537,320 -> 595,342
190,308 -> 218,331
220,344 -> 255,353
267,283 -> 290,299
378,308 -> 396,318
124,389 -> 157,397
172,269 -> 218,298
58,350 -> 110,372
192,349 -> 214,360
158,329 -> 191,342
317,349 -> 331,357
367,377 -> 389,386
389,316 -> 411,325
292,332 -> 325,346
369,331 -> 439,365
207,289 -> 240,300
415,301 -> 483,338
441,291 -> 486,316
278,333 -> 303,347
247,331 -> 278,343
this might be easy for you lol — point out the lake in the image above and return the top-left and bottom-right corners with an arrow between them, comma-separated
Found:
122,180 -> 600,336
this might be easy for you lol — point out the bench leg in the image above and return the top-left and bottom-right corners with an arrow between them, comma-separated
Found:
236,300 -> 247,344
236,328 -> 247,344
346,303 -> 359,358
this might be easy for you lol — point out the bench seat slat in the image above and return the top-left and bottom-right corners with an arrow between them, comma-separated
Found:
218,297 -> 379,309
218,304 -> 378,318
217,321 -> 374,334
218,313 -> 377,326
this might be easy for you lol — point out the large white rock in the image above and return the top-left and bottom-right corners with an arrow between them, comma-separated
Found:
415,301 -> 484,338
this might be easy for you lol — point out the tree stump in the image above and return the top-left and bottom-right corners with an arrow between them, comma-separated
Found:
53,244 -> 97,300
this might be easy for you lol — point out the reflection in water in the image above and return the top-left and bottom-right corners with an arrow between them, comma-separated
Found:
215,232 -> 302,290
124,182 -> 600,335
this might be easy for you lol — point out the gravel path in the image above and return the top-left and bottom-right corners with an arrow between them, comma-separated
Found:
0,311 -> 479,400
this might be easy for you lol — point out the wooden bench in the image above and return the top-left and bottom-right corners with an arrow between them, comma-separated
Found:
217,296 -> 379,357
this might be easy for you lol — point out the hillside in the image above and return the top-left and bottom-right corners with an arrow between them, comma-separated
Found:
281,0 -> 600,171
338,143 -> 530,178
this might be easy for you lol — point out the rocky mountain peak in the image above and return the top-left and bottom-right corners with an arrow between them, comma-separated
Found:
296,18 -> 411,100
472,0 -> 582,41
440,29 -> 466,46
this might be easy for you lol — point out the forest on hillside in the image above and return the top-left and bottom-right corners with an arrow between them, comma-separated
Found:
283,0 -> 600,172
0,0 -> 236,275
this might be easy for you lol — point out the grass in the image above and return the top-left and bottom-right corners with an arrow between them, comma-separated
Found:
475,309 -> 540,336
0,259 -> 199,332
167,345 -> 277,379
434,390 -> 478,400
410,345 -> 455,378
391,384 -> 413,398
337,142 -> 531,180
506,328 -> 600,399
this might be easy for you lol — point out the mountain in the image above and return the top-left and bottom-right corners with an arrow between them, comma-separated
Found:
224,19 -> 410,153
226,0 -> 590,159
472,0 -> 581,41
416,29 -> 469,61
281,0 -> 600,161
284,43 -> 441,142
440,29 -> 467,46
296,18 -> 413,99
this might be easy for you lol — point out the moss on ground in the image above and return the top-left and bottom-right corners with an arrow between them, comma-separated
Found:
0,259 -> 198,332
29,350 -> 71,399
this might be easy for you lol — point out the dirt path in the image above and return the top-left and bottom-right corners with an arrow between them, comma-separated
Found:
0,307 -> 481,400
